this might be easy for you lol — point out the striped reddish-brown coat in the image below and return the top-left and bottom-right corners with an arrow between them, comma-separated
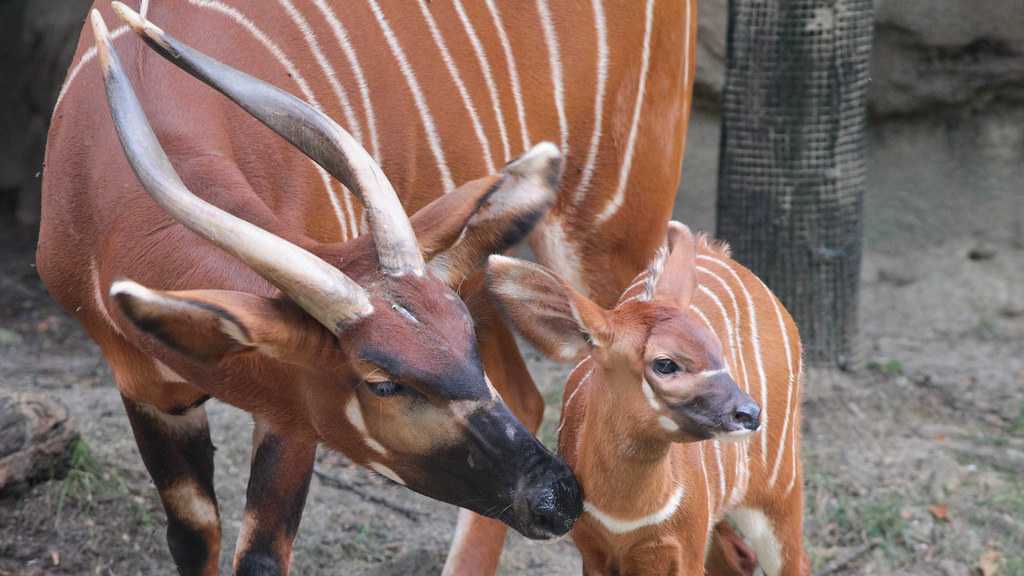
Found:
41,1 -> 697,574
486,225 -> 806,575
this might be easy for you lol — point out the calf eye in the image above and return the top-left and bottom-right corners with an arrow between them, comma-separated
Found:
652,358 -> 680,375
367,380 -> 403,397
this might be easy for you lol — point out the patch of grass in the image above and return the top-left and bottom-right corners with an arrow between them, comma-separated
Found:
972,317 -> 1002,341
990,480 -> 1024,520
867,359 -> 904,377
1003,556 -> 1024,576
805,466 -> 908,558
859,498 -> 907,545
52,438 -> 152,529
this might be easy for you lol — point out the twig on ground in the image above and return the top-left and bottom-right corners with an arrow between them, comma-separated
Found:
814,541 -> 877,576
312,465 -> 425,522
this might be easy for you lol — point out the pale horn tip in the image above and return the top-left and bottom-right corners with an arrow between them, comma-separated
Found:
112,1 -> 167,44
89,9 -> 114,72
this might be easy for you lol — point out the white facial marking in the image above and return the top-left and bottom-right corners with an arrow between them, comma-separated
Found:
717,427 -> 756,442
697,368 -> 729,379
154,360 -> 188,383
345,396 -> 387,455
391,303 -> 420,324
658,415 -> 679,432
368,461 -> 405,485
584,486 -> 684,535
641,378 -> 662,411
727,508 -> 783,576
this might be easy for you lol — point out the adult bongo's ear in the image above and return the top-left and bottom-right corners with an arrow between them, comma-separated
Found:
110,280 -> 332,365
414,143 -> 562,288
486,256 -> 610,363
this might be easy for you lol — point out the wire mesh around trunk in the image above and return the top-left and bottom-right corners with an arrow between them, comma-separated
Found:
716,0 -> 874,368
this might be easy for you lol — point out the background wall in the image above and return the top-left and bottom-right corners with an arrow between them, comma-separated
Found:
2,0 -> 1021,248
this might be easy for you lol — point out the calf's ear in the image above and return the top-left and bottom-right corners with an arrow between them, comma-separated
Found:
486,255 -> 610,363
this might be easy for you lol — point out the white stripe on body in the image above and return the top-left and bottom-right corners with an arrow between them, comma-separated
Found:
453,0 -> 511,163
761,277 -> 795,488
416,0 -> 495,173
484,0 -> 531,151
585,485 -> 684,535
699,255 -> 768,462
697,266 -> 752,394
312,0 -> 382,163
277,0 -> 360,236
698,442 -> 714,538
571,0 -> 609,205
596,0 -> 655,224
366,0 -> 455,191
713,439 -> 726,504
535,0 -> 568,156
696,285 -> 743,391
557,368 -> 593,436
186,0 -> 350,240
786,358 -> 803,496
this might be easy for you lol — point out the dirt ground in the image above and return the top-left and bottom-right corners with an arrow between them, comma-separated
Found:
2,106 -> 1023,575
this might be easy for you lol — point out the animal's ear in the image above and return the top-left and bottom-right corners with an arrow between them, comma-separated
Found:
413,142 -> 562,287
109,280 -> 333,365
654,221 -> 698,308
486,255 -> 610,363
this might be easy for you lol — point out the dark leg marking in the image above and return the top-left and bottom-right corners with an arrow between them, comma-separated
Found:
233,425 -> 315,576
123,395 -> 221,576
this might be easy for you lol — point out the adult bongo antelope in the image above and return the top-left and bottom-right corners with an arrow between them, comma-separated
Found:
43,0 -> 698,573
38,5 -> 586,574
488,222 -> 807,575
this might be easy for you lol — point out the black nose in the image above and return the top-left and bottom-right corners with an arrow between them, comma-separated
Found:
525,472 -> 582,538
732,400 -> 761,431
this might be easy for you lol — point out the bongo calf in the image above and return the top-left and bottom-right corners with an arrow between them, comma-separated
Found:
487,222 -> 808,575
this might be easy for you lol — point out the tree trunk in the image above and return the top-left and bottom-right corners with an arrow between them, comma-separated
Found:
716,0 -> 874,369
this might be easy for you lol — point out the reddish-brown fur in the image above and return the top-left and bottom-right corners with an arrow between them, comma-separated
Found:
488,226 -> 808,575
40,1 -> 698,573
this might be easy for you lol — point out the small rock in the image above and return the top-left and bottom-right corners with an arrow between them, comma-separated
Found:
878,266 -> 919,287
998,304 -> 1024,319
929,453 -> 963,501
363,548 -> 446,576
0,391 -> 79,496
968,243 -> 998,261
938,559 -> 969,576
